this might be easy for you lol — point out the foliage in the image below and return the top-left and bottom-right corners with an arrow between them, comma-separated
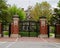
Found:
0,0 -> 9,23
19,32 -> 37,37
0,0 -> 26,23
30,1 -> 52,24
58,0 -> 60,8
0,0 -> 7,10
3,31 -> 9,35
8,5 -> 26,21
54,0 -> 60,24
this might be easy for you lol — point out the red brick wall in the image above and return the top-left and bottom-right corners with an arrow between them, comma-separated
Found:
56,24 -> 60,34
13,25 -> 19,34
40,19 -> 48,34
11,23 -> 19,34
0,23 -> 2,34
40,24 -> 48,34
45,25 -> 48,34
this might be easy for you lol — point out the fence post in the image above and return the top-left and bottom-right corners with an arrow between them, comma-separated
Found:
56,24 -> 60,38
38,16 -> 48,38
0,22 -> 2,37
9,23 -> 11,37
48,25 -> 49,38
11,15 -> 19,37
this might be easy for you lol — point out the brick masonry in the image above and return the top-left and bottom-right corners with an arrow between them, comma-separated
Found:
11,21 -> 19,34
0,23 -> 2,34
40,19 -> 48,34
11,15 -> 19,37
56,24 -> 60,37
40,24 -> 48,34
39,18 -> 48,37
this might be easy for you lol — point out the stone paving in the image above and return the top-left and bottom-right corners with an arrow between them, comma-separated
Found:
0,41 -> 60,48
0,37 -> 60,48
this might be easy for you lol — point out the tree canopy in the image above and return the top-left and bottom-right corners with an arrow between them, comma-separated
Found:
30,1 -> 52,24
54,0 -> 60,24
0,0 -> 8,23
0,0 -> 26,23
8,5 -> 26,21
58,0 -> 60,8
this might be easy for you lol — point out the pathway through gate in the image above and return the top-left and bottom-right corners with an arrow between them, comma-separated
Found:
48,25 -> 56,38
1,23 -> 11,37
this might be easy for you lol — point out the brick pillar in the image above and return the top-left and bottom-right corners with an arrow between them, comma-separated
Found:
56,24 -> 60,38
11,15 -> 19,37
0,23 -> 2,37
38,17 -> 48,38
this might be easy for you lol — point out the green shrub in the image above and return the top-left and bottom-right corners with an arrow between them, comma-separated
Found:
3,31 -> 9,35
19,32 -> 37,37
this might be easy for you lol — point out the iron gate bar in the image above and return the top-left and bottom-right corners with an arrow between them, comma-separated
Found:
48,25 -> 49,38
28,21 -> 30,37
1,23 -> 3,37
9,23 -> 11,37
48,25 -> 56,38
36,22 -> 38,37
19,20 -> 39,37
1,22 -> 11,37
55,25 -> 56,38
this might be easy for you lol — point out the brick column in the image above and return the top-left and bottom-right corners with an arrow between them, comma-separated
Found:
56,24 -> 60,38
38,17 -> 48,38
11,15 -> 19,37
0,23 -> 2,37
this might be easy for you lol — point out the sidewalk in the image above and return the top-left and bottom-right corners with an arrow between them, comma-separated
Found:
0,37 -> 60,48
0,37 -> 60,43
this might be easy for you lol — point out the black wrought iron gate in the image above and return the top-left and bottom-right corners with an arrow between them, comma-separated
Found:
1,23 -> 11,37
48,25 -> 56,38
19,21 -> 39,37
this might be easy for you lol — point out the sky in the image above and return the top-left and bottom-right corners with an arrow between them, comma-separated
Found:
7,0 -> 59,10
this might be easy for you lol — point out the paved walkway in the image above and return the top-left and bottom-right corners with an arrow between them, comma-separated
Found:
0,37 -> 60,48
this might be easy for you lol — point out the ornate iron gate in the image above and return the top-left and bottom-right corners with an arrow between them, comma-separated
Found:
48,25 -> 56,38
2,23 -> 11,37
19,21 -> 39,37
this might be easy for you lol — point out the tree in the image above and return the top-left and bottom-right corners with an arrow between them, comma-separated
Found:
58,0 -> 60,8
30,3 -> 40,21
0,0 -> 8,23
54,0 -> 60,24
8,5 -> 26,21
30,1 -> 52,23
0,0 -> 7,10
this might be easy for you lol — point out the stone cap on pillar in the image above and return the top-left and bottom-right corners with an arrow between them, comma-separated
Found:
39,16 -> 46,19
12,14 -> 19,22
13,14 -> 19,18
